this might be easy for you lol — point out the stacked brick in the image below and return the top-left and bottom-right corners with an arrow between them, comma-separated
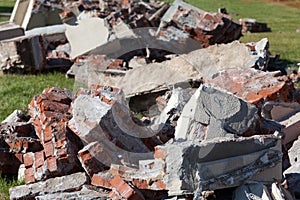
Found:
0,118 -> 42,175
23,87 -> 83,183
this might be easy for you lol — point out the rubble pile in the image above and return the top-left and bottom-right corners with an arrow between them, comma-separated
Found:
0,0 -> 242,72
239,18 -> 271,34
0,0 -> 300,200
2,76 -> 300,199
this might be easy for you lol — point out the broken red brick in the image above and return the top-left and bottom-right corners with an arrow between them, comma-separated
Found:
131,179 -> 167,190
78,142 -> 108,177
44,142 -> 54,158
109,175 -> 144,200
23,152 -> 34,167
47,156 -> 58,174
154,146 -> 166,159
208,68 -> 296,105
91,172 -> 113,189
25,167 -> 35,184
35,151 -> 45,169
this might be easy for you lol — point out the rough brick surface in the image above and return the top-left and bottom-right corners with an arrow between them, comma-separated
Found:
208,68 -> 296,105
24,87 -> 83,183
109,175 -> 145,200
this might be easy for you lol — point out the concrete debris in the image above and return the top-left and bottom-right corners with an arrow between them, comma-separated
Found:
3,80 -> 298,199
240,18 -> 271,34
159,0 -> 242,47
0,24 -> 70,72
174,85 -> 282,141
99,38 -> 270,98
65,18 -> 109,59
0,22 -> 24,41
10,0 -> 63,30
233,182 -> 272,200
9,172 -> 88,200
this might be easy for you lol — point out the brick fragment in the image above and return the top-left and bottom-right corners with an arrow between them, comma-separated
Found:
35,151 -> 45,169
91,172 -> 114,189
25,167 -> 35,183
208,68 -> 296,105
44,142 -> 54,158
23,152 -> 34,167
109,175 -> 145,200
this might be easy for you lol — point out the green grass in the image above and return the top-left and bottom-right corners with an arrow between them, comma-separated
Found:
0,0 -> 14,22
0,72 -> 74,121
0,175 -> 25,200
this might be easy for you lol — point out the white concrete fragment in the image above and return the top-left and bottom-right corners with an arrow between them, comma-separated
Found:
65,18 -> 109,59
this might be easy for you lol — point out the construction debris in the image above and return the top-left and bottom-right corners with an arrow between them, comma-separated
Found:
0,0 -> 300,200
240,18 -> 271,34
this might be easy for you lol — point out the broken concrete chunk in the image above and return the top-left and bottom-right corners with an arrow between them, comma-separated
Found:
2,109 -> 28,123
287,138 -> 300,166
68,86 -> 159,167
65,18 -> 109,59
9,172 -> 88,200
158,135 -> 282,195
0,22 -> 24,41
280,112 -> 300,145
10,0 -> 63,30
174,85 -> 277,141
117,59 -> 199,97
232,182 -> 272,200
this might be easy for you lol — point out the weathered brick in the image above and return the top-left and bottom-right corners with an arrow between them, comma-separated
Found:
78,142 -> 108,177
44,142 -> 54,158
109,175 -> 145,200
23,152 -> 34,167
25,167 -> 35,183
208,68 -> 296,105
91,172 -> 113,189
57,148 -> 67,157
47,156 -> 59,174
35,151 -> 45,169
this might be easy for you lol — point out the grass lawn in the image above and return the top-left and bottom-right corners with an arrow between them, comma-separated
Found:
0,176 -> 24,200
0,72 -> 74,121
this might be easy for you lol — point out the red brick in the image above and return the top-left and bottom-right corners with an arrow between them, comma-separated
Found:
43,125 -> 53,143
23,152 -> 34,167
57,148 -> 67,157
53,122 -> 67,141
132,179 -> 167,190
78,142 -> 108,176
55,139 -> 66,148
154,146 -> 166,159
25,167 -> 35,183
91,173 -> 113,189
47,156 -> 58,173
44,141 -> 54,158
109,175 -> 144,200
208,68 -> 296,105
35,151 -> 45,168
